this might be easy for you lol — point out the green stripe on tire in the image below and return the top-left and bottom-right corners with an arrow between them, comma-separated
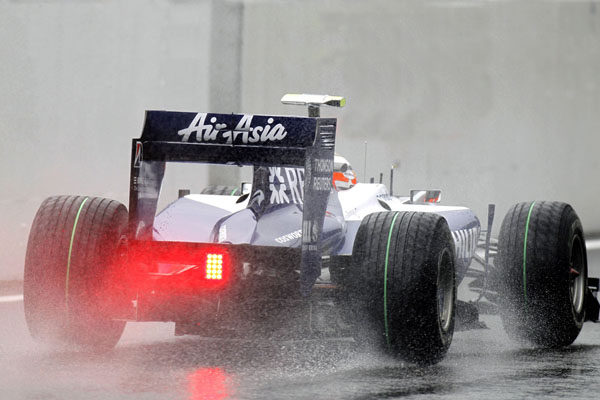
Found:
384,212 -> 400,349
523,201 -> 536,304
65,197 -> 89,309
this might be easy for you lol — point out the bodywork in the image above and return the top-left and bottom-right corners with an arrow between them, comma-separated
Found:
153,182 -> 480,284
124,107 -> 481,328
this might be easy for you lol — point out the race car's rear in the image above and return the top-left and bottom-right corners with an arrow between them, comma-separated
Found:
119,109 -> 340,322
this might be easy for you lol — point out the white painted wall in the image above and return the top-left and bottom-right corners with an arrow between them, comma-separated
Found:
241,0 -> 600,235
0,0 -> 212,279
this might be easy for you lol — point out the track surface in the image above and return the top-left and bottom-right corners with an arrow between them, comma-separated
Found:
2,249 -> 600,400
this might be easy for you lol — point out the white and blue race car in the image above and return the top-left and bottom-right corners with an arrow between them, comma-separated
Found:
23,94 -> 599,365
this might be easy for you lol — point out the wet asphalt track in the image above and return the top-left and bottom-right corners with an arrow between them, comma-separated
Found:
2,249 -> 600,400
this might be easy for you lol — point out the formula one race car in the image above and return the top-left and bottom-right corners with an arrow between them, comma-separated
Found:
23,94 -> 600,365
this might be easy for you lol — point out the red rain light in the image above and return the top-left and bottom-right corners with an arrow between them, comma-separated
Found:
205,253 -> 224,280
123,241 -> 231,292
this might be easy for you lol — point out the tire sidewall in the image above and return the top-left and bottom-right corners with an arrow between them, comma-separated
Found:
435,245 -> 456,349
420,221 -> 456,353
565,217 -> 586,330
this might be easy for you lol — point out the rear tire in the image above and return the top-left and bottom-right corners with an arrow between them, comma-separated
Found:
496,201 -> 587,347
347,211 -> 456,365
23,196 -> 128,351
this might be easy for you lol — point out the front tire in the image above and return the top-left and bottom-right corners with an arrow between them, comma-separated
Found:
347,211 -> 456,365
23,195 -> 128,351
496,201 -> 587,347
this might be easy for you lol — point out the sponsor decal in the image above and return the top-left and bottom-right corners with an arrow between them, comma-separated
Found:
134,142 -> 143,168
177,113 -> 288,144
376,193 -> 394,201
451,227 -> 479,260
302,244 -> 318,251
312,158 -> 333,173
285,168 -> 304,203
268,167 -> 289,204
274,229 -> 302,244
312,176 -> 331,191
131,176 -> 147,192
310,158 -> 333,191
267,167 -> 304,205
302,219 -> 320,243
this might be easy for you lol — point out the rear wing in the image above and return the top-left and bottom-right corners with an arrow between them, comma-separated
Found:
137,111 -> 335,165
129,109 -> 338,294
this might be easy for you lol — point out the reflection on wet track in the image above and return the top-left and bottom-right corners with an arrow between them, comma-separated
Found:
188,367 -> 232,400
2,251 -> 600,399
3,311 -> 600,399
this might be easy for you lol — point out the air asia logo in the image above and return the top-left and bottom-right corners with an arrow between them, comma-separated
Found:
268,167 -> 304,204
178,113 -> 288,144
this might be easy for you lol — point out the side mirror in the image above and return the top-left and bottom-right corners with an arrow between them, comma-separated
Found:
410,190 -> 442,204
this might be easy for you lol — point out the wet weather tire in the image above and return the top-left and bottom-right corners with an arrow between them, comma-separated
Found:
496,201 -> 587,347
23,195 -> 128,351
348,211 -> 456,365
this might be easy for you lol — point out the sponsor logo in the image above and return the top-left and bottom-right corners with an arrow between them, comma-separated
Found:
312,176 -> 331,191
302,244 -> 318,251
131,176 -> 147,191
268,167 -> 304,204
134,142 -> 143,168
268,167 -> 288,204
376,193 -> 394,201
310,158 -> 333,191
274,229 -> 302,244
312,158 -> 333,173
302,219 -> 320,243
451,227 -> 479,260
178,113 -> 288,144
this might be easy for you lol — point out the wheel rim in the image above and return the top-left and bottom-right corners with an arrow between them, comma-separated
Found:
437,248 -> 454,333
569,235 -> 585,315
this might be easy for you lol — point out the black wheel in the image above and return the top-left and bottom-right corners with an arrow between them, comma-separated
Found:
496,201 -> 587,347
200,185 -> 240,196
23,195 -> 128,351
347,211 -> 456,365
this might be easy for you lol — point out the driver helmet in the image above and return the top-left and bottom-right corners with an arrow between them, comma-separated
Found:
333,154 -> 357,190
